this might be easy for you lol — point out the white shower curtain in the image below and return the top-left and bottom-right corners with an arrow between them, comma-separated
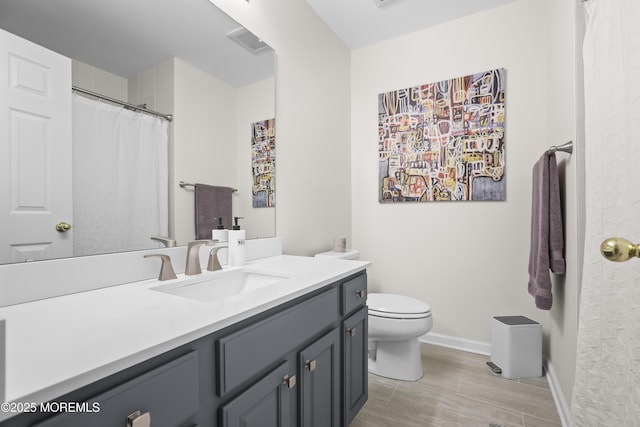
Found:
571,0 -> 640,425
72,94 -> 169,256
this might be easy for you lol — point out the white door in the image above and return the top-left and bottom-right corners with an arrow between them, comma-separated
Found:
0,28 -> 73,264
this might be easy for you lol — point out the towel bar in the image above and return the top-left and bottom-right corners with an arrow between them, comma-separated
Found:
547,141 -> 573,154
179,181 -> 237,192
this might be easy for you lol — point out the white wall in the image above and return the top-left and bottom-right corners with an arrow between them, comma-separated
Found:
173,59 -> 237,245
72,59 -> 128,100
545,0 -> 583,417
351,0 -> 580,411
212,0 -> 352,255
236,77 -> 276,239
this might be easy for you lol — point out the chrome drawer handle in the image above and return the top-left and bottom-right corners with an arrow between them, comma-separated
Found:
127,411 -> 151,427
347,327 -> 357,337
305,359 -> 317,372
283,374 -> 297,389
355,289 -> 366,298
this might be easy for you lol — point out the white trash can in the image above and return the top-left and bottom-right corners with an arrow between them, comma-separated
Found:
490,316 -> 542,379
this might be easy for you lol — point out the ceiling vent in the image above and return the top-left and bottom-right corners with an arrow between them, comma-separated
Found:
374,0 -> 401,6
226,27 -> 270,54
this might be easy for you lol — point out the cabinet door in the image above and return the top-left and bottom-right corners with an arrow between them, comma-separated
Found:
36,352 -> 200,427
343,306 -> 368,426
220,361 -> 295,427
299,328 -> 340,427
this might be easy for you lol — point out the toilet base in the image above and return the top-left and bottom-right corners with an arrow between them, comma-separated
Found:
368,338 -> 423,381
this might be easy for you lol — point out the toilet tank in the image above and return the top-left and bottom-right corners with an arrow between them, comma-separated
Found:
314,249 -> 360,260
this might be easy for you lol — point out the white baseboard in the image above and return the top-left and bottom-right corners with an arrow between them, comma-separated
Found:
544,359 -> 571,427
419,332 -> 491,356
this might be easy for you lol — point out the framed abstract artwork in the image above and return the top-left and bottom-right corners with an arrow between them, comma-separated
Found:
251,118 -> 276,208
378,68 -> 505,202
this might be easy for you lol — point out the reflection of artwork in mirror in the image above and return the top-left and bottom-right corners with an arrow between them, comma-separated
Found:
251,118 -> 276,208
378,68 -> 505,202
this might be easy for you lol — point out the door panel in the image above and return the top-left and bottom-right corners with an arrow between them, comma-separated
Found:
221,361 -> 293,427
343,306 -> 368,426
0,27 -> 72,263
299,328 -> 340,427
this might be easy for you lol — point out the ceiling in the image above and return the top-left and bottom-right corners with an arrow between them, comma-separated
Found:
0,0 -> 274,87
0,0 -> 519,87
304,0 -> 520,49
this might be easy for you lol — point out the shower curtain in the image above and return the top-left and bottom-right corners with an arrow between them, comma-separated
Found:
72,94 -> 169,256
571,0 -> 640,424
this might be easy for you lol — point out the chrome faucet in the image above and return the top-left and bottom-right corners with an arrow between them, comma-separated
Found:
207,243 -> 228,272
185,240 -> 215,275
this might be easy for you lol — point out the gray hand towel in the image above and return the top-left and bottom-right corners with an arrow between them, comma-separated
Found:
194,184 -> 233,240
528,152 -> 565,310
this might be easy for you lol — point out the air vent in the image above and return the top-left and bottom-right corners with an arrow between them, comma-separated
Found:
374,0 -> 401,6
226,27 -> 270,54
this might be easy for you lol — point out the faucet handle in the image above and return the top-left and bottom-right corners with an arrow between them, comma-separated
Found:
144,254 -> 177,281
207,245 -> 228,271
150,236 -> 176,248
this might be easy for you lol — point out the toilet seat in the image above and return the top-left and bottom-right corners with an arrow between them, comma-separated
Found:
368,293 -> 431,319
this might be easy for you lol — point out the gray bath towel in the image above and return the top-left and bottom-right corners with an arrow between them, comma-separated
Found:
194,184 -> 233,240
528,152 -> 565,310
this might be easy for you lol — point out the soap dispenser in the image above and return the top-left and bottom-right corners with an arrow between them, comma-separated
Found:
228,216 -> 246,267
212,217 -> 229,243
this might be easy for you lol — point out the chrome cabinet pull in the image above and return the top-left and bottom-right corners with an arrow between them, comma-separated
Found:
283,374 -> 297,389
355,289 -> 366,298
127,411 -> 151,427
347,327 -> 357,337
305,359 -> 317,372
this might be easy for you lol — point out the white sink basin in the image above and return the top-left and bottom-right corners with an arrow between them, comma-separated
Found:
150,269 -> 291,302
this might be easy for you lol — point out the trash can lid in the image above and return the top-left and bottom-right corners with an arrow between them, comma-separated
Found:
493,316 -> 539,325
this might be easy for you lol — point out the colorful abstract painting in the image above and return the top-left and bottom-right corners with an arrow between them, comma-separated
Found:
251,118 -> 276,208
378,68 -> 505,202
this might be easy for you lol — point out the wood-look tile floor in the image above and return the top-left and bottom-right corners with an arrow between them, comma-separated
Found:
351,344 -> 562,427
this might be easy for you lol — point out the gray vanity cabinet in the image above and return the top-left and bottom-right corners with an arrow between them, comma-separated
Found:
220,361 -> 293,427
340,273 -> 368,426
5,271 -> 368,427
216,287 -> 341,427
299,328 -> 341,427
343,307 -> 368,426
33,352 -> 200,427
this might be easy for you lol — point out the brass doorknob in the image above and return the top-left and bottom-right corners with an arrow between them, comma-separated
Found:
55,222 -> 72,232
600,237 -> 639,262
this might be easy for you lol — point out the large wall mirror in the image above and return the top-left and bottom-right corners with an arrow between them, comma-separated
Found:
0,0 -> 276,265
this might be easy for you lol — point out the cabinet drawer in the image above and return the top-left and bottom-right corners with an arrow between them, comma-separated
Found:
37,352 -> 199,427
217,287 -> 339,396
341,273 -> 367,315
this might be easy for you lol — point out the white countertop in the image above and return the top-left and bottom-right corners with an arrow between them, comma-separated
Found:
0,255 -> 368,420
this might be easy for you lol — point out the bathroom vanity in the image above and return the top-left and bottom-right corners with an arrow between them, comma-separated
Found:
0,255 -> 368,426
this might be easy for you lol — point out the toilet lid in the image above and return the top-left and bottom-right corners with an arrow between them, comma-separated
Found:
367,293 -> 431,319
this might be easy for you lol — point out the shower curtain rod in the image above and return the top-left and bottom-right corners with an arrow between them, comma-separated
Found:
72,86 -> 173,122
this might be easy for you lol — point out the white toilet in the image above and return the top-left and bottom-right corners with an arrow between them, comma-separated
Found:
314,249 -> 433,382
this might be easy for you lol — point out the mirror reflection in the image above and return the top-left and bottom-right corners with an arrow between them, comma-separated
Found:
0,0 -> 276,265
